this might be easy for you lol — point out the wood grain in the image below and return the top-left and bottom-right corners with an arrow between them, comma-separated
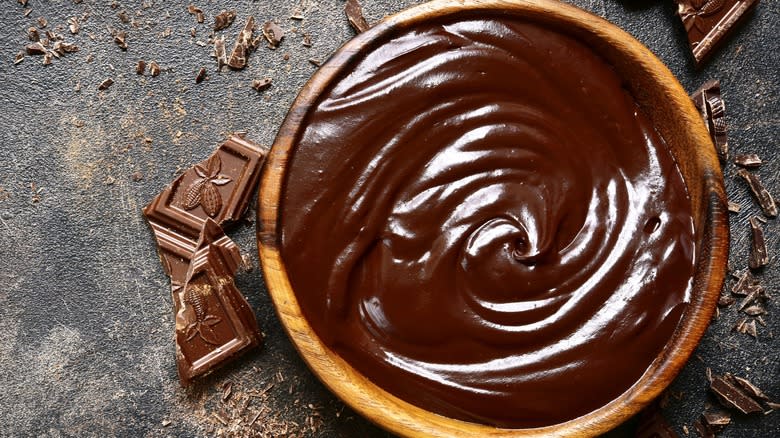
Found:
257,0 -> 729,436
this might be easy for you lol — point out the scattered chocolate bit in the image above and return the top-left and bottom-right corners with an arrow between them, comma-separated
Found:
742,304 -> 765,316
345,0 -> 369,33
222,381 -> 233,401
214,36 -> 227,69
738,284 -> 764,310
733,376 -> 772,402
25,42 -> 46,55
702,409 -> 731,430
149,61 -> 160,76
42,52 -> 52,65
737,169 -> 777,217
727,201 -> 741,213
28,27 -> 39,42
114,31 -> 128,50
690,79 -> 727,160
53,41 -> 78,55
768,401 -> 780,410
187,5 -> 204,24
98,78 -> 114,90
692,416 -> 714,438
710,374 -> 764,414
117,10 -> 129,24
731,270 -> 754,295
68,17 -> 79,34
190,27 -> 196,38
195,67 -> 207,84
14,51 -> 24,65
74,81 -> 81,92
214,10 -> 236,31
302,33 -> 312,47
308,58 -> 321,67
18,0 -> 28,6
745,319 -> 758,337
734,153 -> 762,168
748,216 -> 769,270
718,294 -> 735,307
136,59 -> 146,75
131,171 -> 144,182
37,16 -> 47,28
251,78 -> 272,92
143,136 -> 268,386
227,16 -> 255,69
262,21 -> 284,48
283,52 -> 290,61
290,9 -> 305,20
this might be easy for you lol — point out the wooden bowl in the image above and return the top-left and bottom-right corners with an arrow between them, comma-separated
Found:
257,0 -> 729,436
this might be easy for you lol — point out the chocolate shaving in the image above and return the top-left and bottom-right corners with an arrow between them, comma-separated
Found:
734,153 -> 762,168
136,59 -> 146,75
195,67 -> 207,84
98,78 -> 114,90
227,16 -> 255,69
676,0 -> 760,65
748,216 -> 768,270
345,0 -> 369,33
114,31 -> 128,50
214,10 -> 236,31
149,61 -> 160,76
737,169 -> 777,217
710,374 -> 764,414
262,21 -> 284,48
251,78 -> 272,92
690,79 -> 728,160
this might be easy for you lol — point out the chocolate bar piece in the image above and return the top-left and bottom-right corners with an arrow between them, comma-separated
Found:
748,216 -> 768,270
676,0 -> 760,65
737,168 -> 777,218
175,219 -> 263,386
690,79 -> 728,160
710,373 -> 764,414
144,135 -> 268,284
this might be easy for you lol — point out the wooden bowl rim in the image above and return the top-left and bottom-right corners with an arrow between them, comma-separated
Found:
258,0 -> 729,436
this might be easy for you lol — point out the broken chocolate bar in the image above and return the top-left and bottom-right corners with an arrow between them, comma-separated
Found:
690,79 -> 728,160
676,0 -> 760,65
737,169 -> 777,217
174,219 -> 262,386
748,216 -> 768,269
143,135 -> 268,285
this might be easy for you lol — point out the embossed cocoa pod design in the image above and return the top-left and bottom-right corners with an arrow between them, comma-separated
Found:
200,182 -> 222,217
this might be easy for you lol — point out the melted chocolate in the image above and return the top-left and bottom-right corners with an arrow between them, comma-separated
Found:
280,17 -> 695,428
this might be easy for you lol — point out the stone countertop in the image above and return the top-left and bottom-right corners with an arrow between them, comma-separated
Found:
0,1 -> 777,436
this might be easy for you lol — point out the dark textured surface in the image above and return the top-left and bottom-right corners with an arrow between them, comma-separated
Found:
0,1 -> 776,437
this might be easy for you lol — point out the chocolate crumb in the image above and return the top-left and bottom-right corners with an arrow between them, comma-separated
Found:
26,42 -> 46,55
114,31 -> 128,50
734,153 -> 762,168
28,27 -> 40,42
68,17 -> 79,34
737,169 -> 777,217
149,61 -> 160,76
251,78 -> 272,92
302,33 -> 312,47
117,10 -> 129,24
748,216 -> 769,270
308,58 -> 321,67
345,0 -> 369,33
263,21 -> 284,48
98,78 -> 114,90
743,304 -> 765,316
136,59 -> 146,75
18,0 -> 28,6
727,201 -> 741,213
131,171 -> 144,182
14,51 -> 24,64
37,16 -> 47,28
745,319 -> 758,338
710,374 -> 764,414
214,10 -> 236,31
42,52 -> 52,65
718,294 -> 735,307
195,67 -> 207,83
214,37 -> 227,69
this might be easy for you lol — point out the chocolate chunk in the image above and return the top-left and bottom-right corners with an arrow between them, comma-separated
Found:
251,78 -> 272,92
114,31 -> 128,50
710,374 -> 764,414
214,10 -> 236,31
28,27 -> 39,42
25,42 -> 46,56
676,0 -> 760,65
98,78 -> 114,90
195,67 -> 207,84
345,0 -> 369,33
228,16 -> 255,69
262,21 -> 284,48
748,216 -> 768,270
136,59 -> 146,75
149,60 -> 160,76
174,219 -> 263,386
734,153 -> 762,168
733,376 -> 772,402
690,79 -> 728,160
737,169 -> 777,217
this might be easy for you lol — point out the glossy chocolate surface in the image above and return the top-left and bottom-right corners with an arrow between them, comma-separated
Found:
280,17 -> 696,428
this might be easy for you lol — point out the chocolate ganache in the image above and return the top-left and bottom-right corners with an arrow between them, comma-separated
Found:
280,16 -> 695,428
